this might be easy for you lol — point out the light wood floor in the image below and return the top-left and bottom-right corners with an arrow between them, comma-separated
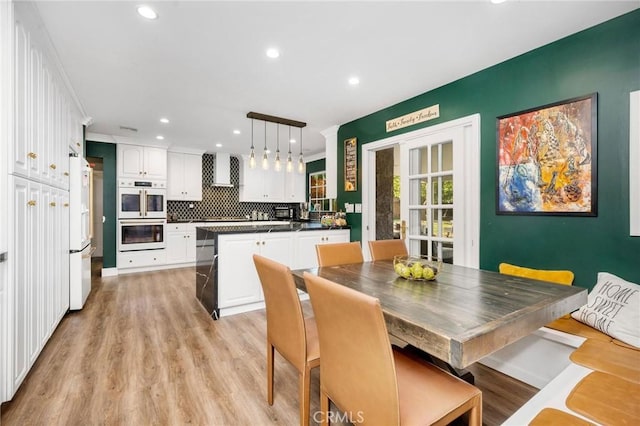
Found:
1,261 -> 537,425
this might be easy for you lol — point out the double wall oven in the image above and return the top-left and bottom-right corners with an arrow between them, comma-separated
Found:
118,179 -> 167,252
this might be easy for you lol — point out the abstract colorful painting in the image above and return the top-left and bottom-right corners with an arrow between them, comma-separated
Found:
496,93 -> 597,216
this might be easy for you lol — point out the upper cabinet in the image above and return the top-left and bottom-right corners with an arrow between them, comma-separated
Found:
11,16 -> 80,190
238,155 -> 305,203
167,151 -> 202,201
117,144 -> 167,180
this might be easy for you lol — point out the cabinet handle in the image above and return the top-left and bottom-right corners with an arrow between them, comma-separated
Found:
63,203 -> 69,207
262,241 -> 265,245
27,200 -> 36,207
256,241 -> 260,246
50,202 -> 56,207
143,171 -> 147,175
64,172 -> 69,176
50,163 -> 57,170
28,152 -> 37,159
139,171 -> 143,175
76,142 -> 81,148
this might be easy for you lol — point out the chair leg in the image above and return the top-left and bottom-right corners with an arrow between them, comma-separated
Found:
468,394 -> 482,426
320,389 -> 330,426
267,341 -> 274,405
299,366 -> 311,426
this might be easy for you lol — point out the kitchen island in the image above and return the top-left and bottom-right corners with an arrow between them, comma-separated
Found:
195,222 -> 350,319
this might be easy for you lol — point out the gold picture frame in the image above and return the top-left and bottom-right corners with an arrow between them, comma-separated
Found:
344,137 -> 357,191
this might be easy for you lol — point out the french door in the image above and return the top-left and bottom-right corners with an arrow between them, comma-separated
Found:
363,114 -> 480,268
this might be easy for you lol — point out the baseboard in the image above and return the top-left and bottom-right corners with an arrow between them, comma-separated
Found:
101,267 -> 118,277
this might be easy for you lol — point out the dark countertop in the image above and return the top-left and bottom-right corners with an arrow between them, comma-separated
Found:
196,221 -> 349,235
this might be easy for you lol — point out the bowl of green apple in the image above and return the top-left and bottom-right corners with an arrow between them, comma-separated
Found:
393,255 -> 442,281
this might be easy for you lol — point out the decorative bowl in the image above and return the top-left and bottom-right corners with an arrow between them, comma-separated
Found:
393,255 -> 442,281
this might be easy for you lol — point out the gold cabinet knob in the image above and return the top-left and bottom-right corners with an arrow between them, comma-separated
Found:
64,172 -> 69,176
28,152 -> 37,159
50,202 -> 56,207
50,163 -> 57,170
256,241 -> 260,246
27,200 -> 36,206
76,142 -> 81,147
63,203 -> 69,207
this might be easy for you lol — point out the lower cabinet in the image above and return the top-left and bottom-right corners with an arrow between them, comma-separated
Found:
165,223 -> 197,264
117,249 -> 167,270
7,176 -> 69,401
293,229 -> 351,269
218,232 -> 292,310
217,229 -> 350,316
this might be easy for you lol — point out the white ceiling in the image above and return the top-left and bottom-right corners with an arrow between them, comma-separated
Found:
32,0 -> 638,157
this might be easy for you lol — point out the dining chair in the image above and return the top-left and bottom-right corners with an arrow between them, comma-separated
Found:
303,271 -> 482,426
252,255 -> 320,426
498,262 -> 575,285
315,241 -> 364,267
368,239 -> 408,261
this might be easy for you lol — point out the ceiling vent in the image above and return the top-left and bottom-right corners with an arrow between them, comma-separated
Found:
119,125 -> 138,132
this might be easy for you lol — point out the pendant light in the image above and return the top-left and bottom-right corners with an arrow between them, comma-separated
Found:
297,126 -> 305,174
249,119 -> 256,169
274,124 -> 281,172
286,126 -> 293,173
262,121 -> 269,170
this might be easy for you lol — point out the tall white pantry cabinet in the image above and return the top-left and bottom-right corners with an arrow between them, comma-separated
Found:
1,1 -> 87,403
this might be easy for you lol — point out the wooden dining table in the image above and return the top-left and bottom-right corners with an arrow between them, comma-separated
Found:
291,260 -> 587,370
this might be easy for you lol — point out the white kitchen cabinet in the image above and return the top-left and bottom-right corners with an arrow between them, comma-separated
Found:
293,229 -> 351,269
284,172 -> 306,202
165,223 -> 197,264
118,249 -> 167,270
167,152 -> 202,200
217,232 -> 292,310
117,144 -> 167,180
238,155 -> 286,202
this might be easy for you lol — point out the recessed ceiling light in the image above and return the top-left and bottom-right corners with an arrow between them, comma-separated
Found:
156,135 -> 164,140
491,0 -> 507,4
215,143 -> 223,148
233,129 -> 241,135
348,76 -> 360,86
137,5 -> 158,20
266,48 -> 280,59
159,117 -> 169,124
290,138 -> 297,144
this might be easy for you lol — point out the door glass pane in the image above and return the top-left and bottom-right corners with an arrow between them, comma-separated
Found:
431,144 -> 440,173
147,194 -> 164,212
442,142 -> 453,172
409,178 -> 428,205
408,209 -> 427,236
409,146 -> 429,175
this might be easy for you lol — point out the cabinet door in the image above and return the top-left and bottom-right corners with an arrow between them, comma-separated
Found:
260,232 -> 293,267
326,229 -> 351,244
293,232 -> 324,269
143,147 -> 167,180
239,157 -> 265,201
11,177 -> 30,390
182,154 -> 202,201
166,152 -> 185,200
118,145 -> 144,178
217,234 -> 261,308
166,231 -> 187,264
284,172 -> 306,202
13,21 -> 31,178
185,230 -> 197,262
266,169 -> 285,201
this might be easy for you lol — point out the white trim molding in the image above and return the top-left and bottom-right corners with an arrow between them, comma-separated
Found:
320,125 -> 339,199
630,90 -> 639,236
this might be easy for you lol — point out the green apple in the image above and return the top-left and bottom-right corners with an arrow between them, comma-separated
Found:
423,267 -> 435,280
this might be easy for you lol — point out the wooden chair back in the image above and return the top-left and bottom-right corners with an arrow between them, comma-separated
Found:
368,239 -> 408,261
315,241 -> 364,267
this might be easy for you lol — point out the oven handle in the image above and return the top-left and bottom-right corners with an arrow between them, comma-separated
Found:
140,189 -> 145,217
119,219 -> 166,225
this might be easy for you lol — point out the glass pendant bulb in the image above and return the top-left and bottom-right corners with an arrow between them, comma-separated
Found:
298,154 -> 305,174
249,148 -> 256,169
262,150 -> 269,170
286,152 -> 293,172
274,151 -> 281,171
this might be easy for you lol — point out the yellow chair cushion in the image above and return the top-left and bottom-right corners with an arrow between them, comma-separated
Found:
498,262 -> 574,285
499,262 -> 575,318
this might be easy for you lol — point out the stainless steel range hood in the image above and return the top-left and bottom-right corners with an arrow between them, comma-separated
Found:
211,153 -> 234,187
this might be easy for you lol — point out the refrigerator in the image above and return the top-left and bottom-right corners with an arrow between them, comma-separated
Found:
69,155 -> 92,310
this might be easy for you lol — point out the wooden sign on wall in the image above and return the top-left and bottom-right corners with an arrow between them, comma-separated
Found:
386,104 -> 440,132
344,138 -> 357,191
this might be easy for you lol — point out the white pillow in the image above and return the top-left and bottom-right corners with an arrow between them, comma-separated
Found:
571,272 -> 640,348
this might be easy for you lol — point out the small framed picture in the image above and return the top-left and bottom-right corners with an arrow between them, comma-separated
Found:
344,137 -> 357,192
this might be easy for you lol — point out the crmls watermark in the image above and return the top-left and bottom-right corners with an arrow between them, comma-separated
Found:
312,411 -> 365,424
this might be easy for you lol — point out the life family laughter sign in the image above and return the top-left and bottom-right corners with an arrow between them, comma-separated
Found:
386,104 -> 440,132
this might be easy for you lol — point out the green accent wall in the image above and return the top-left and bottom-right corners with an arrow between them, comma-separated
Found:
86,141 -> 117,268
337,10 -> 640,289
